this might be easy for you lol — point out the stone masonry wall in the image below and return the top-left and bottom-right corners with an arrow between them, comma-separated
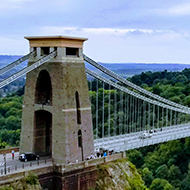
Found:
0,153 -> 124,190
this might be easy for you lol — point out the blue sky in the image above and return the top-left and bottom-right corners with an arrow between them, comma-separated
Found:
1,0 -> 190,64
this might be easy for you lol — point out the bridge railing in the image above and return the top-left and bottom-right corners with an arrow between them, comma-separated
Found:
94,123 -> 190,152
54,153 -> 124,173
94,123 -> 190,143
111,130 -> 190,152
0,153 -> 126,176
0,158 -> 52,176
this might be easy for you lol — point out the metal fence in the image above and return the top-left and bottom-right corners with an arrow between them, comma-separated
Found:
0,158 -> 52,175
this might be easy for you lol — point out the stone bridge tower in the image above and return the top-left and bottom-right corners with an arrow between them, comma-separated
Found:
20,36 -> 94,164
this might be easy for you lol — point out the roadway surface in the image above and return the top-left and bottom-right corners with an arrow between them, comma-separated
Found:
0,152 -> 51,175
1,123 -> 190,174
94,123 -> 190,152
0,152 -> 19,168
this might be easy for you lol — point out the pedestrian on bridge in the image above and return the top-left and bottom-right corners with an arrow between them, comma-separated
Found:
12,150 -> 14,160
90,153 -> 95,159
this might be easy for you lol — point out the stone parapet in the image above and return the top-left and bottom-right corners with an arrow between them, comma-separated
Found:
0,147 -> 19,155
54,153 -> 123,173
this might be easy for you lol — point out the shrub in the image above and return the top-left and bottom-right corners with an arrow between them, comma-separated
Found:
24,172 -> 39,185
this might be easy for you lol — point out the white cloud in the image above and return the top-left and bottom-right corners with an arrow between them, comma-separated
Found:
38,26 -> 186,42
37,26 -> 190,64
1,26 -> 190,64
39,26 -> 160,37
167,3 -> 190,16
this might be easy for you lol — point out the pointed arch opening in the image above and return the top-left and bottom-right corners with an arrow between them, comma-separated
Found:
75,91 -> 81,124
35,70 -> 52,105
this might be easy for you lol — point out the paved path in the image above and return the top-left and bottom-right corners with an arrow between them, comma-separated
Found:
0,152 -> 51,174
0,152 -> 19,167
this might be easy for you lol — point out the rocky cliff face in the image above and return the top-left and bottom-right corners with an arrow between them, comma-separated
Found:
95,158 -> 147,190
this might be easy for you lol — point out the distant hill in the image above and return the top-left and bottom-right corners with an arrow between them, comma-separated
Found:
85,62 -> 190,79
1,54 -> 190,95
0,55 -> 26,96
1,54 -> 190,80
0,55 -> 27,80
0,55 -> 22,64
99,63 -> 190,78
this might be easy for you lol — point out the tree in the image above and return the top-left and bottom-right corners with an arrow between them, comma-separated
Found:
175,74 -> 188,84
150,178 -> 173,190
141,167 -> 154,187
170,179 -> 181,189
158,140 -> 182,167
5,107 -> 22,118
168,165 -> 182,181
181,163 -> 190,190
180,175 -> 190,190
184,95 -> 190,107
156,164 -> 169,179
0,117 -> 6,129
127,150 -> 144,168
143,152 -> 162,172
0,138 -> 6,149
169,96 -> 181,104
5,116 -> 21,130
183,83 -> 190,96
164,183 -> 174,190
0,129 -> 20,146
185,137 -> 190,155
152,84 -> 163,95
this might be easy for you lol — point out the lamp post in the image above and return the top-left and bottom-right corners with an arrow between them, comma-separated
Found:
3,154 -> 6,175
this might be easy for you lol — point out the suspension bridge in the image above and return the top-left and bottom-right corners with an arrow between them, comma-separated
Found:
0,37 -> 190,155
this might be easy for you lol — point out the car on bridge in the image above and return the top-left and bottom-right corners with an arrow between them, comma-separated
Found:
19,153 -> 39,162
140,132 -> 152,139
